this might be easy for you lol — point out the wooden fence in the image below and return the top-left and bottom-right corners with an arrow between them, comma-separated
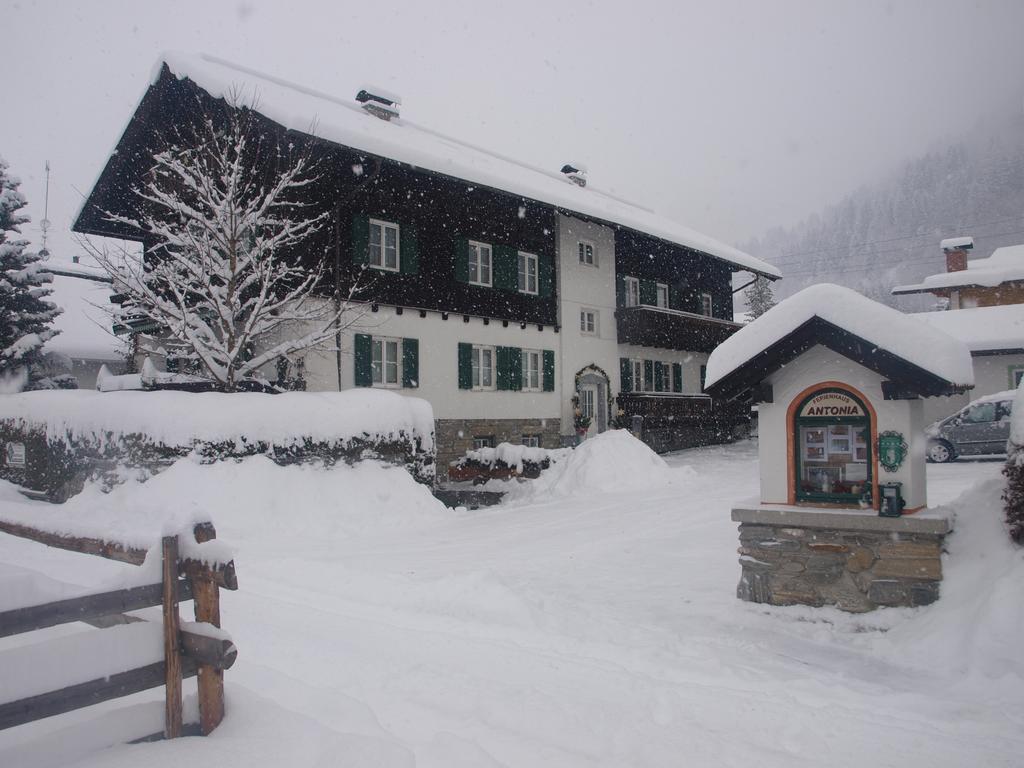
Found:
0,521 -> 238,740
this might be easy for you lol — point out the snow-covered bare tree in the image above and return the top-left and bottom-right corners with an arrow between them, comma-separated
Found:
88,100 -> 361,391
0,156 -> 62,390
742,275 -> 776,319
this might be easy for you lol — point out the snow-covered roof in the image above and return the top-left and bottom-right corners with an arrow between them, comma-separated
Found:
152,52 -> 779,279
892,243 -> 1024,294
44,265 -> 122,362
705,283 -> 975,391
911,304 -> 1024,353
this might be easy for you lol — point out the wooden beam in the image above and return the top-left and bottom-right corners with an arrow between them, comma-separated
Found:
181,558 -> 238,591
0,658 -> 197,731
191,522 -> 226,736
0,579 -> 193,638
180,629 -> 237,671
162,536 -> 183,739
0,520 -> 146,565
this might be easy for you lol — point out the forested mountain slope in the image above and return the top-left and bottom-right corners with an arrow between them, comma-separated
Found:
744,114 -> 1024,310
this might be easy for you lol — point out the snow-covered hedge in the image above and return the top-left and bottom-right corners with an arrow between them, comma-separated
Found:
1002,382 -> 1024,544
0,389 -> 436,499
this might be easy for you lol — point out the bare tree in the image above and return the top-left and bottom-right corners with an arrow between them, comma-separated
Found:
87,98 -> 363,391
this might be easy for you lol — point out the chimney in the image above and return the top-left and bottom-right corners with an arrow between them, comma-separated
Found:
941,236 -> 973,272
561,163 -> 587,188
356,86 -> 401,121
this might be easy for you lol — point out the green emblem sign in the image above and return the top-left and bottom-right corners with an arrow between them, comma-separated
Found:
877,431 -> 908,472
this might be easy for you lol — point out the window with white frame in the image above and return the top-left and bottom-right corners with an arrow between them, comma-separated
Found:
631,359 -> 646,392
371,337 -> 401,386
701,292 -> 713,317
580,308 -> 598,335
625,276 -> 640,307
656,283 -> 669,309
522,349 -> 542,391
518,251 -> 538,294
468,241 -> 492,286
578,240 -> 596,266
473,435 -> 495,450
471,345 -> 496,389
368,219 -> 400,271
521,435 -> 541,448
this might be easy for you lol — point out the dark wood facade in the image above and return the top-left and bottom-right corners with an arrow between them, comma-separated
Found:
616,306 -> 742,352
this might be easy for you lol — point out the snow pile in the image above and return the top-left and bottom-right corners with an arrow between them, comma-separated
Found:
519,430 -> 691,498
705,283 -> 975,389
0,388 -> 434,451
460,442 -> 570,472
874,477 -> 1024,685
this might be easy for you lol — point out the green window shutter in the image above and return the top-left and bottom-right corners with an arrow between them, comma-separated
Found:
640,279 -> 657,306
620,357 -> 632,392
616,275 -> 626,307
672,363 -> 683,393
654,361 -> 664,392
400,225 -> 419,275
402,338 -> 419,388
495,347 -> 508,390
543,350 -> 555,392
669,285 -> 682,311
457,342 -> 473,389
351,214 -> 370,265
539,253 -> 554,298
644,359 -> 654,391
354,333 -> 372,387
508,347 -> 522,391
493,245 -> 517,291
454,236 -> 469,283
700,365 -> 707,392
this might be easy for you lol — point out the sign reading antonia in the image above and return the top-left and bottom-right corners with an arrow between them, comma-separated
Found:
799,391 -> 866,418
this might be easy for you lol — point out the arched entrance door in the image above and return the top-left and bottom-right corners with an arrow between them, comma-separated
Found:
793,386 -> 872,506
576,366 -> 610,439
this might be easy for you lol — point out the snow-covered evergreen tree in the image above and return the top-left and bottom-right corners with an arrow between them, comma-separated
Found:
742,275 -> 776,319
90,102 -> 362,391
0,156 -> 61,390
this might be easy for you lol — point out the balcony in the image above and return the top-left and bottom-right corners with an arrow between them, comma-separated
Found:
616,305 -> 742,353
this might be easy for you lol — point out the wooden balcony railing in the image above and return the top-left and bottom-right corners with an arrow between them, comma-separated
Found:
616,306 -> 742,353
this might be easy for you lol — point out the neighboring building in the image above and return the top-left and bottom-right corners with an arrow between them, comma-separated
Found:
73,53 -> 779,474
42,261 -> 123,390
892,238 -> 1024,423
892,237 -> 1024,308
911,304 -> 1024,423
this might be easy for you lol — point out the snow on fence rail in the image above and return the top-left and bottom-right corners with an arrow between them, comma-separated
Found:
0,521 -> 238,740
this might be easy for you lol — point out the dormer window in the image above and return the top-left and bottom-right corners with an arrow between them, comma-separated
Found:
369,219 -> 400,271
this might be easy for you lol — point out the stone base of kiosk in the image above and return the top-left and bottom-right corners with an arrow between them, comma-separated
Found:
731,505 -> 952,612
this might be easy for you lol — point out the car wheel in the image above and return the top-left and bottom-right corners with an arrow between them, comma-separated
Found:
927,440 -> 955,463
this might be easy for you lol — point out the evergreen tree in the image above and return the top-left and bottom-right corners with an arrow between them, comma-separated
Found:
743,275 -> 776,319
0,157 -> 61,389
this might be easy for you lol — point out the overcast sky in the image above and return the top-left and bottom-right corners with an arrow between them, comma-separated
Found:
3,0 -> 1024,270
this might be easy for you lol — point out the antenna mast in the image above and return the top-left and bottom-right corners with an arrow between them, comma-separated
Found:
39,160 -> 51,260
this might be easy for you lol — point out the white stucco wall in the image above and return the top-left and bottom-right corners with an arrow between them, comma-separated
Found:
758,345 -> 927,510
555,214 -> 621,435
301,305 -> 560,420
921,352 -> 1024,424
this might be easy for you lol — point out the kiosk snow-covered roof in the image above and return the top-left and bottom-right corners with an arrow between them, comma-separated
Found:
705,284 -> 974,401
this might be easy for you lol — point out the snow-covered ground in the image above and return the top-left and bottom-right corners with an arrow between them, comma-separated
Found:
0,438 -> 1021,767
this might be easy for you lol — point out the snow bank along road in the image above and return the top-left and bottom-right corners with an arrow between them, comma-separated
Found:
0,439 -> 1020,767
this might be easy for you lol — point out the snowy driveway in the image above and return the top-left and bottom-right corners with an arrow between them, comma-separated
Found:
0,443 -> 1020,767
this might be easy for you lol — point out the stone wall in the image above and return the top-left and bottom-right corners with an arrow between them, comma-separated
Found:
435,418 -> 561,479
731,506 -> 950,612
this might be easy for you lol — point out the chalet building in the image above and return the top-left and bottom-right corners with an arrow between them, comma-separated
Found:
73,53 -> 779,475
892,237 -> 1024,422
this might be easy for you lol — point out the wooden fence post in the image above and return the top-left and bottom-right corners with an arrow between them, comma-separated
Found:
162,535 -> 183,739
191,523 -> 224,735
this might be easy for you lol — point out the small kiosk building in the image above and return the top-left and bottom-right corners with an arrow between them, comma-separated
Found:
706,285 -> 974,611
